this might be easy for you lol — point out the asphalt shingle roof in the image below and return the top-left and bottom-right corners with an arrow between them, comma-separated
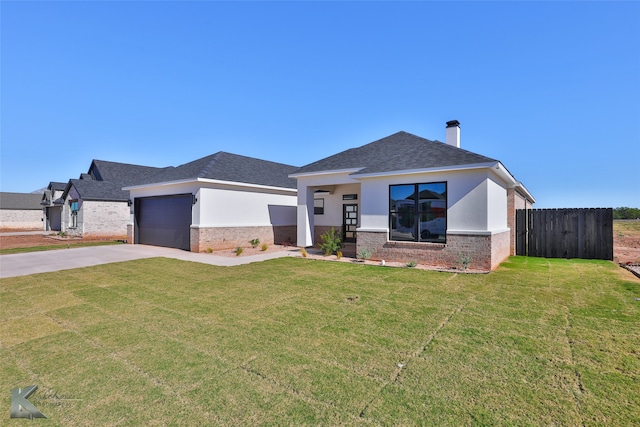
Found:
133,152 -> 298,189
49,182 -> 67,191
0,192 -> 44,210
65,160 -> 169,202
294,131 -> 498,176
89,160 -> 171,185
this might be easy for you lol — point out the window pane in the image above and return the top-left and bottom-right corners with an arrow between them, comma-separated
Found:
390,185 -> 416,241
417,183 -> 446,243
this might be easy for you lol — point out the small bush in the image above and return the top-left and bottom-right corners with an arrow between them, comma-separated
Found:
300,248 -> 308,258
319,227 -> 341,256
406,260 -> 417,268
456,253 -> 472,270
206,247 -> 213,253
357,248 -> 372,260
336,250 -> 343,260
235,247 -> 244,256
250,238 -> 260,248
260,243 -> 268,251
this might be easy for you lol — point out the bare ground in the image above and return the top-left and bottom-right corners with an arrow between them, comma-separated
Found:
0,232 -> 123,250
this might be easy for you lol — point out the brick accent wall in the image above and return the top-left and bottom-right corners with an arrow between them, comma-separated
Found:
78,201 -> 129,238
0,210 -> 43,230
490,230 -> 511,270
356,229 -> 511,272
126,224 -> 134,244
191,225 -> 297,252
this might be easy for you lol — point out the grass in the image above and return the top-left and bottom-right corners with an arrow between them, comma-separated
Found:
1,256 -> 638,425
0,240 -> 123,255
614,219 -> 640,236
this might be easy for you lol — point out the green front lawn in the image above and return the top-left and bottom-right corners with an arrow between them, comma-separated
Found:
1,257 -> 638,425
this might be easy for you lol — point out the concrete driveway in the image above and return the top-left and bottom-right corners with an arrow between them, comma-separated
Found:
0,244 -> 300,279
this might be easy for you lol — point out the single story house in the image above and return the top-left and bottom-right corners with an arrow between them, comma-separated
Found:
59,160 -> 169,238
290,121 -> 534,271
0,192 -> 44,230
124,152 -> 298,252
41,181 -> 68,232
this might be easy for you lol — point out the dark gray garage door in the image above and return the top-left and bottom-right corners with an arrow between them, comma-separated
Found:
135,194 -> 192,250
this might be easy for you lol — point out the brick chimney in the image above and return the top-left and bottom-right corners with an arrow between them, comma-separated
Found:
446,120 -> 460,148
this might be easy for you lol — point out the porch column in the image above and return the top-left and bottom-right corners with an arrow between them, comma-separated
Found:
297,184 -> 315,247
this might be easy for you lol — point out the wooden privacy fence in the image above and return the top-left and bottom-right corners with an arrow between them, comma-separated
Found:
516,208 -> 613,260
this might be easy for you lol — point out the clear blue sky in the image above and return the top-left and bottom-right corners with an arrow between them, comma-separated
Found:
2,1 -> 638,209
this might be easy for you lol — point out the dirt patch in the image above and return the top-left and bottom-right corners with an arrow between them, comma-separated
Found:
613,221 -> 640,265
0,234 -> 123,250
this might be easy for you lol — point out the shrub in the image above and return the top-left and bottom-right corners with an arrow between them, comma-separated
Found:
319,227 -> 341,256
357,248 -> 372,261
235,247 -> 244,256
456,253 -> 472,270
336,250 -> 343,260
206,247 -> 213,253
406,260 -> 417,268
260,243 -> 268,251
250,238 -> 260,248
300,248 -> 308,258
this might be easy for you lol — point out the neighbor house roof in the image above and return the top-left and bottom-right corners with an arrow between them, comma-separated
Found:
0,192 -> 44,210
292,131 -> 498,176
42,182 -> 70,205
49,182 -> 67,191
62,160 -> 170,202
128,152 -> 298,190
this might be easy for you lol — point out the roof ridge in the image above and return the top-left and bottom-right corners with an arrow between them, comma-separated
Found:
197,152 -> 223,178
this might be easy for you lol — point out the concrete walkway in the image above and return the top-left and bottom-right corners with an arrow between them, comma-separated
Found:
0,244 -> 302,279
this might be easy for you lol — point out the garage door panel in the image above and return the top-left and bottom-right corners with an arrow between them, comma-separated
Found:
135,195 -> 192,250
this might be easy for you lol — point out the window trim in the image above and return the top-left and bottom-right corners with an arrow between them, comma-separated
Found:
314,198 -> 324,215
389,182 -> 447,244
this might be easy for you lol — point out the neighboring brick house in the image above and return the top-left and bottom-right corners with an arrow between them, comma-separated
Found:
60,160 -> 169,238
41,181 -> 67,232
0,192 -> 44,230
290,121 -> 534,271
124,152 -> 298,251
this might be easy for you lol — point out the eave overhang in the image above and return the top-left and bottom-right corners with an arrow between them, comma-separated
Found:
289,168 -> 364,179
123,177 -> 297,194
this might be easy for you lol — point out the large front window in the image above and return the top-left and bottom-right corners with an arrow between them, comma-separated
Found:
389,182 -> 447,243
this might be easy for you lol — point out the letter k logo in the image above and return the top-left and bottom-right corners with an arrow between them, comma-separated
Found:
10,385 -> 47,419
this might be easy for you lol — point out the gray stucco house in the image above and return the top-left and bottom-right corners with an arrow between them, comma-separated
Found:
123,152 -> 298,251
291,122 -> 535,271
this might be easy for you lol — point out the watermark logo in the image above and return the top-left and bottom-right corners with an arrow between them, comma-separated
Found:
10,385 -> 47,419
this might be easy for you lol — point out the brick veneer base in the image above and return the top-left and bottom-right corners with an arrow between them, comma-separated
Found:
191,225 -> 297,252
356,230 -> 511,271
126,224 -> 134,244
